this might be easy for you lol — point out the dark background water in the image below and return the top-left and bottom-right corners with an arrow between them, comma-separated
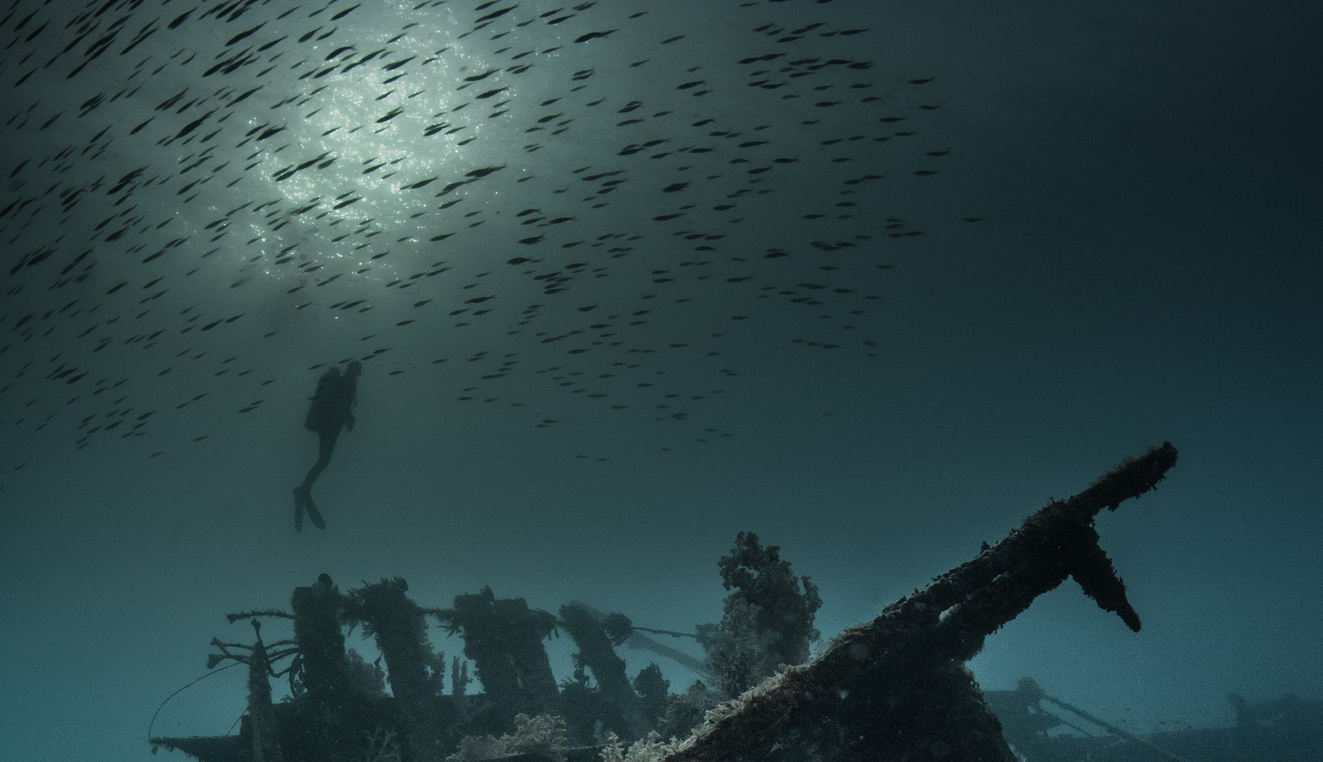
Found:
1,1 -> 1320,760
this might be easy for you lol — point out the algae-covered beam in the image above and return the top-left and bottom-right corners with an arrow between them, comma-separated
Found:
921,441 -> 1177,634
664,443 -> 1179,762
345,577 -> 447,762
561,602 -> 653,741
246,620 -> 283,762
434,587 -> 561,721
290,574 -> 350,699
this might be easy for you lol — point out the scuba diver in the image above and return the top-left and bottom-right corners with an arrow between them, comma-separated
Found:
293,360 -> 361,532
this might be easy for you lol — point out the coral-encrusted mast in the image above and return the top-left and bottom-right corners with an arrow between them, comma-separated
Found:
664,442 -> 1179,762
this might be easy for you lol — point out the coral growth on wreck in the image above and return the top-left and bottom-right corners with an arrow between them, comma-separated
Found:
446,714 -> 569,762
697,531 -> 822,698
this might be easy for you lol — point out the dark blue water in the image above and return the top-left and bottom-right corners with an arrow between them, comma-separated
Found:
1,1 -> 1320,760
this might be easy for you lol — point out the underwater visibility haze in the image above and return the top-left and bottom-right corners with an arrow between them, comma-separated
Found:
0,0 -> 1321,760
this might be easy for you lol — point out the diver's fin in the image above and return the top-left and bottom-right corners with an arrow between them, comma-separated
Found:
305,496 -> 325,530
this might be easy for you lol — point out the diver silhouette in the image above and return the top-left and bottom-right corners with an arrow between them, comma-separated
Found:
293,360 -> 361,532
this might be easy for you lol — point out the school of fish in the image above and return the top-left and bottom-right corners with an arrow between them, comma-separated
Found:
0,0 -> 974,468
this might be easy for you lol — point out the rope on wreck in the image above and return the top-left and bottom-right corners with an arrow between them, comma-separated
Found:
147,661 -> 243,749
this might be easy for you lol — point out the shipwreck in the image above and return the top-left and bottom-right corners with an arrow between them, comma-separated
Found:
152,442 -> 1187,762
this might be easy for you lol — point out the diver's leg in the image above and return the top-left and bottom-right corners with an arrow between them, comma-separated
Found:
293,429 -> 337,531
300,430 -> 340,488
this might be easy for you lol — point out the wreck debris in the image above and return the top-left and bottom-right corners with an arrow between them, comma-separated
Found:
289,573 -> 350,700
984,678 -> 1079,746
245,621 -> 284,762
167,618 -> 296,762
1229,692 -> 1323,760
451,656 -> 471,697
433,587 -> 561,726
155,578 -> 425,762
600,608 -> 712,685
345,577 -> 451,762
150,443 -> 1182,762
1017,678 -> 1196,762
560,602 -> 653,741
662,442 -> 1179,762
988,677 -> 1229,762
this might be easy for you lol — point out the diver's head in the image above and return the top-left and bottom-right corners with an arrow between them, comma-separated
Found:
344,360 -> 362,379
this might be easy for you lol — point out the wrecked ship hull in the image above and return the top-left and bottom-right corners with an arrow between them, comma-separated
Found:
153,444 -> 1181,762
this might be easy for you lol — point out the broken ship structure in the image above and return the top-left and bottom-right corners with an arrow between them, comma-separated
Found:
153,442 -> 1189,762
